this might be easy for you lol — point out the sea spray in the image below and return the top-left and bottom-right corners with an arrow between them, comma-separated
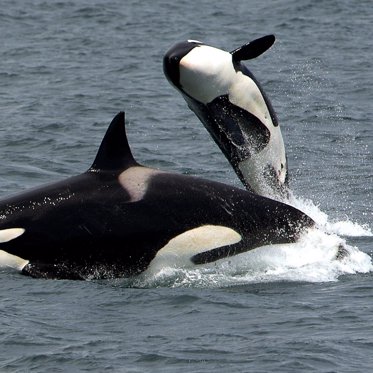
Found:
287,192 -> 372,237
137,196 -> 372,288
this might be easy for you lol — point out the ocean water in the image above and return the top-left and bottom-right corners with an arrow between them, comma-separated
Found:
0,0 -> 372,372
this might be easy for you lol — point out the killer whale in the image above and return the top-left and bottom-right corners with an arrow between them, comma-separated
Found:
163,35 -> 288,200
0,112 -> 314,280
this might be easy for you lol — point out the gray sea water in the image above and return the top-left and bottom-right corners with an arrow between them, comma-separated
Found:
0,0 -> 372,372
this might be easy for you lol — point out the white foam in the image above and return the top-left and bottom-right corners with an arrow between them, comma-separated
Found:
325,220 -> 372,237
287,193 -> 373,237
132,227 -> 372,288
133,192 -> 372,288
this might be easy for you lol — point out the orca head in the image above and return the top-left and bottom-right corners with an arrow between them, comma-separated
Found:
164,36 -> 289,200
163,39 -> 235,101
163,40 -> 203,91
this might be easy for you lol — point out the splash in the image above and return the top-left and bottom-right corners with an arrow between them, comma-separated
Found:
287,193 -> 373,237
132,228 -> 371,288
130,193 -> 372,288
1,191 -> 370,287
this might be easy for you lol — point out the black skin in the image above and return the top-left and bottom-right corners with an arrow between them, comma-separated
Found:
0,167 -> 314,279
0,112 -> 314,280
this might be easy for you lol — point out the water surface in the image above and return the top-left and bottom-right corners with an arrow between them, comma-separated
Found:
0,1 -> 372,372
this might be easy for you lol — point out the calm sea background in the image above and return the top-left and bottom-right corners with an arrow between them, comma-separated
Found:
0,0 -> 372,372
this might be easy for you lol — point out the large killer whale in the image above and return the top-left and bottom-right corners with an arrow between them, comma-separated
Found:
0,112 -> 314,280
164,35 -> 288,200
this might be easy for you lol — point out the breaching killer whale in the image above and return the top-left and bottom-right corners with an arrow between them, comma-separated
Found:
164,35 -> 288,200
0,112 -> 314,280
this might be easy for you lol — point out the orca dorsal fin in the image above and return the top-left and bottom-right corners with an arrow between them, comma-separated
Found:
89,112 -> 137,172
230,35 -> 275,62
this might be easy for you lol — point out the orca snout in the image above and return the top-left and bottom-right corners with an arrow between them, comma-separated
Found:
163,41 -> 201,90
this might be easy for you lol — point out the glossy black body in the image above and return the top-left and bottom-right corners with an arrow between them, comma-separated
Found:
0,113 -> 313,279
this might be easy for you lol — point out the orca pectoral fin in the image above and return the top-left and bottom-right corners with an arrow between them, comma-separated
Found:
191,240 -> 250,265
230,35 -> 275,62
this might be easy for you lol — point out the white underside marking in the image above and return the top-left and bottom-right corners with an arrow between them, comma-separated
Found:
0,228 -> 25,243
0,250 -> 28,271
147,225 -> 242,272
0,228 -> 28,271
118,166 -> 164,202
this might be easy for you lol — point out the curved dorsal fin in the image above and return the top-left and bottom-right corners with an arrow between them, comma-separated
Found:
89,112 -> 137,172
230,35 -> 275,62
